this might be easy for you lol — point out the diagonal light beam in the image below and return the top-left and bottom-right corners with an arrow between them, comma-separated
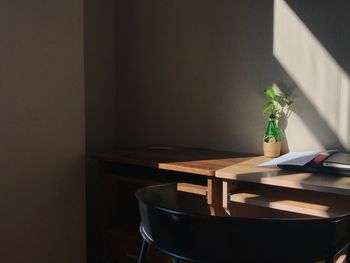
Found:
273,0 -> 350,150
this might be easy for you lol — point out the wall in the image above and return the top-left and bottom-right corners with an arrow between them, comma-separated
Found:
85,0 -> 117,154
116,0 -> 350,153
275,0 -> 350,152
0,1 -> 85,262
84,0 -> 117,262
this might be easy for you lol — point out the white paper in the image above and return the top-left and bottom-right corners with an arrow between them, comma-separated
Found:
258,151 -> 323,167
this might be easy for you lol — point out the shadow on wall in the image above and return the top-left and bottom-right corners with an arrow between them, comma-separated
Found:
115,0 -> 349,153
115,0 -> 295,154
274,0 -> 350,151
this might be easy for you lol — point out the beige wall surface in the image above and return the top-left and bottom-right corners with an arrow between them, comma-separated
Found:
0,1 -> 86,262
274,0 -> 350,152
115,0 -> 350,154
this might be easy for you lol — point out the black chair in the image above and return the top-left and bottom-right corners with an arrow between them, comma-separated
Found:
135,183 -> 350,263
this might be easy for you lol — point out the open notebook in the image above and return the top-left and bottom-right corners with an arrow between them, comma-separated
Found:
259,151 -> 350,176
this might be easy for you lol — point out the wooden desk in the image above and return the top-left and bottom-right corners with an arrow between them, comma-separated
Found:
216,156 -> 350,218
94,151 -> 350,262
95,146 -> 253,175
96,147 -> 254,212
94,150 -> 350,262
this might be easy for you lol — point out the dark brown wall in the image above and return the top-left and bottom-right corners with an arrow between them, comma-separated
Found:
115,0 -> 290,153
84,1 -> 117,261
85,0 -> 117,154
115,0 -> 350,153
0,1 -> 85,262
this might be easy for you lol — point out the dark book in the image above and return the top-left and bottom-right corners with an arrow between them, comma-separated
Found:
323,153 -> 350,169
278,152 -> 350,176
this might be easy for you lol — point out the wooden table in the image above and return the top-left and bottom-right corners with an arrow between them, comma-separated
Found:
95,150 -> 350,262
216,156 -> 350,218
96,148 -> 350,218
95,146 -> 254,214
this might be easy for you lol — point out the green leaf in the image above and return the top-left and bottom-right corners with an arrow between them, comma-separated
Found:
263,102 -> 275,115
264,87 -> 276,99
286,99 -> 293,106
263,85 -> 293,118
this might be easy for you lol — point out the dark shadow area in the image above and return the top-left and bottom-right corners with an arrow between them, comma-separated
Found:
115,0 -> 295,153
273,81 -> 296,153
95,146 -> 255,167
137,183 -> 350,262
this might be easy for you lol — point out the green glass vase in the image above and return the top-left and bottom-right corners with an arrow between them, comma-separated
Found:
264,115 -> 281,143
263,114 -> 281,158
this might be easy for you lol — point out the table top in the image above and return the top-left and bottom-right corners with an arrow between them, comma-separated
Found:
94,146 -> 255,176
216,156 -> 350,196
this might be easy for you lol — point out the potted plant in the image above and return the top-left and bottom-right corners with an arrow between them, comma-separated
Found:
263,87 -> 293,157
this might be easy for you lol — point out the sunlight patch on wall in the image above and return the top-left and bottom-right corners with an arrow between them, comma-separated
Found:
273,0 -> 350,150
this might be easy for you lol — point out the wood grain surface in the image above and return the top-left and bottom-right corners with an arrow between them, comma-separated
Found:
95,146 -> 255,176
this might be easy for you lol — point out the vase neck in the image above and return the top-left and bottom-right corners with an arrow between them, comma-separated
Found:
269,114 -> 276,120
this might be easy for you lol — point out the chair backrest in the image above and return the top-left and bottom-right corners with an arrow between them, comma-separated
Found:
135,183 -> 350,263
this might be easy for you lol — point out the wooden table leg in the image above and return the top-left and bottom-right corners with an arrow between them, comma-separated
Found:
222,180 -> 231,215
207,178 -> 226,216
222,180 -> 247,216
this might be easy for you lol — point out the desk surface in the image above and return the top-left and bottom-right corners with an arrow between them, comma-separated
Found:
95,147 -> 254,176
216,156 -> 350,196
96,147 -> 350,195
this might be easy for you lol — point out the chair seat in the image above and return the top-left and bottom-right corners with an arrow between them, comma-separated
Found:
136,183 -> 350,263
